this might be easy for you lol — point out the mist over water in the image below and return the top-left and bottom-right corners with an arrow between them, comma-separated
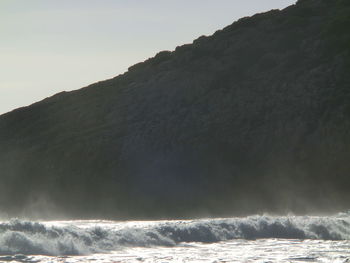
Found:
0,0 -> 350,261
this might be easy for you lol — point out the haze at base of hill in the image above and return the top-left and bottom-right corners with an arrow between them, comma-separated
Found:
0,0 -> 349,219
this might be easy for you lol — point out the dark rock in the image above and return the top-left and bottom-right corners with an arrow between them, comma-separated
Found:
0,0 -> 349,219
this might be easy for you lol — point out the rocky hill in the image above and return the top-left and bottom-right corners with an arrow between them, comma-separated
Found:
0,0 -> 349,219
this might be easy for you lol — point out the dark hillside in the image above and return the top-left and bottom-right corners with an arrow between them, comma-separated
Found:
0,0 -> 350,219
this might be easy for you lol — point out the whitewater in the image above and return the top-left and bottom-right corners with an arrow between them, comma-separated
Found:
0,213 -> 349,263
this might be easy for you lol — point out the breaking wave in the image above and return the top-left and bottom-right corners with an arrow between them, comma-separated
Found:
0,213 -> 349,256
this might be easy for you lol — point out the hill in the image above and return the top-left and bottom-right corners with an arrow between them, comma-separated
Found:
0,0 -> 349,219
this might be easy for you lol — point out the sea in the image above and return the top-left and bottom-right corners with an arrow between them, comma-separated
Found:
0,212 -> 349,263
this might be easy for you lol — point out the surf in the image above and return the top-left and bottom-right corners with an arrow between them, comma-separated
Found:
0,212 -> 349,256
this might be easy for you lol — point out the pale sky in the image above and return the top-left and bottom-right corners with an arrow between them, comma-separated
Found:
0,0 -> 296,115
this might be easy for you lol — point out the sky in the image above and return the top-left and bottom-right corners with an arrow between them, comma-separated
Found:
0,0 -> 296,115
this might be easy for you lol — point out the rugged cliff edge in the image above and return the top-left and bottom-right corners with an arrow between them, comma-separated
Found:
0,0 -> 349,219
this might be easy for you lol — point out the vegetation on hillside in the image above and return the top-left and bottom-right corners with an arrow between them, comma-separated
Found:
0,0 -> 349,219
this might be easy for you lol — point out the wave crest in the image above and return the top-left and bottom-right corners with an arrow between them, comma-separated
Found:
0,213 -> 349,256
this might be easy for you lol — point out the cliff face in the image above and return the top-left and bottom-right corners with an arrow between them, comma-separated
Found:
0,0 -> 349,219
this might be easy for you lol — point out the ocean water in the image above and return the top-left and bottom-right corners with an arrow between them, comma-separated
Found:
0,213 -> 349,263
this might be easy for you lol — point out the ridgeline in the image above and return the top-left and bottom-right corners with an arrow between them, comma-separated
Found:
0,0 -> 349,219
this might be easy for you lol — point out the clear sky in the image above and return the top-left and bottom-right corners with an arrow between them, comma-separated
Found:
0,0 -> 296,115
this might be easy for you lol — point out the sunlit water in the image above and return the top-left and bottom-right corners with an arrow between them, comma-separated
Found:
0,213 -> 349,262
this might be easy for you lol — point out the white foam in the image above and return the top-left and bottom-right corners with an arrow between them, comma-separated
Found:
0,212 -> 349,256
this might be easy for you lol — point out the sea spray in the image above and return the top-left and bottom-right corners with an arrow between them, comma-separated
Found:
0,213 -> 349,256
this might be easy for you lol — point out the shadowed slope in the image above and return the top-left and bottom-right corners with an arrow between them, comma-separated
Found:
0,0 -> 349,219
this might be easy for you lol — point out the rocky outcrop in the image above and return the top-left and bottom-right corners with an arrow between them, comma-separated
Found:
0,0 -> 349,219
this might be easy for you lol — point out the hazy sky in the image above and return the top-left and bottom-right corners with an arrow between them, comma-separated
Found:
0,0 -> 296,115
